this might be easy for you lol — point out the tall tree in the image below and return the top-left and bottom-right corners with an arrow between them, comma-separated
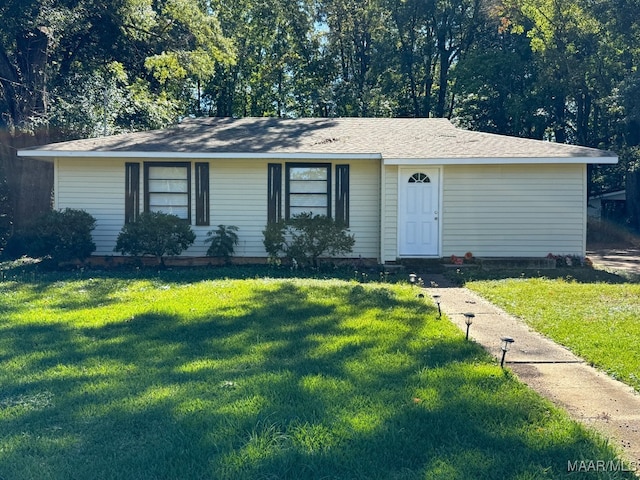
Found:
206,0 -> 324,117
383,0 -> 437,117
316,0 -> 383,116
499,0 -> 624,144
452,6 -> 547,137
368,0 -> 484,118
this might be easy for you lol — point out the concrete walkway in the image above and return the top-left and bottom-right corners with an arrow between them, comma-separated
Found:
423,276 -> 640,465
588,248 -> 640,277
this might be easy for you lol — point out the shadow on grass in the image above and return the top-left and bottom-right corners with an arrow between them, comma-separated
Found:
0,280 -> 631,479
444,266 -> 634,286
0,259 -> 380,282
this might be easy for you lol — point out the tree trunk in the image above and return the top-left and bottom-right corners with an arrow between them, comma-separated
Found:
435,27 -> 450,118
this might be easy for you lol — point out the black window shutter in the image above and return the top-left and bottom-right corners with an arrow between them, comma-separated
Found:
268,163 -> 282,223
335,165 -> 349,226
125,163 -> 140,224
195,163 -> 210,226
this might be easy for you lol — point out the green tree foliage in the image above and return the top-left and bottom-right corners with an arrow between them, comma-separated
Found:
114,212 -> 196,264
205,0 -> 326,117
452,13 -> 547,138
498,0 -> 617,145
1,0 -> 232,135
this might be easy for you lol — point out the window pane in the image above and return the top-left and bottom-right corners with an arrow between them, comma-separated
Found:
148,166 -> 187,180
289,167 -> 327,181
290,194 -> 328,207
148,179 -> 189,193
286,164 -> 330,219
289,180 -> 327,193
150,205 -> 189,218
145,163 -> 191,222
290,206 -> 328,217
149,193 -> 188,206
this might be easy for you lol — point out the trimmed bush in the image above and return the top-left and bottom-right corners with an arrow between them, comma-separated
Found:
5,208 -> 96,264
263,213 -> 355,267
114,211 -> 196,264
262,220 -> 286,263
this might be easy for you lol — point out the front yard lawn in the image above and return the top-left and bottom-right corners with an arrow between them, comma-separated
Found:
0,272 -> 632,479
467,278 -> 640,392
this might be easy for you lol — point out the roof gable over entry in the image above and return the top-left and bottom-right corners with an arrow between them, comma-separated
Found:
18,117 -> 617,164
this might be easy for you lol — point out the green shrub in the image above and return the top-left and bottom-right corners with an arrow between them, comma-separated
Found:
205,225 -> 239,263
114,211 -> 196,264
263,213 -> 355,267
5,208 -> 96,264
262,220 -> 286,263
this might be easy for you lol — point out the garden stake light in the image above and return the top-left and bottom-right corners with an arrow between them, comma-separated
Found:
409,273 -> 417,286
463,313 -> 475,340
500,336 -> 515,368
432,294 -> 441,318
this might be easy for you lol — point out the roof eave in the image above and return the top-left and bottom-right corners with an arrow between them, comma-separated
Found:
16,150 -> 382,161
384,156 -> 619,165
18,150 -> 619,165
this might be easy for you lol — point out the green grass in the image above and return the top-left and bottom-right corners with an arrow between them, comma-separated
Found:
467,277 -> 640,392
0,270 -> 633,479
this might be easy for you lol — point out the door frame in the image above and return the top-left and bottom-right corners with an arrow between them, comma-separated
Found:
397,166 -> 442,257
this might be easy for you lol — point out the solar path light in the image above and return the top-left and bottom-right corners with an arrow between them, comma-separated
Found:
500,336 -> 515,368
463,313 -> 475,340
432,295 -> 441,318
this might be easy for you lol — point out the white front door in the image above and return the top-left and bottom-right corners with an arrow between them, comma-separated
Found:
398,168 -> 440,256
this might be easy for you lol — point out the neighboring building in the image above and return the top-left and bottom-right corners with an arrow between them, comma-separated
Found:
588,190 -> 626,222
18,117 -> 618,263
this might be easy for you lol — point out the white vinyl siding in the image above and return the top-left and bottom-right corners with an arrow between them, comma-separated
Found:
442,164 -> 586,257
204,159 -> 267,257
55,157 -> 380,259
382,165 -> 398,262
56,158 -> 127,255
347,160 -> 380,259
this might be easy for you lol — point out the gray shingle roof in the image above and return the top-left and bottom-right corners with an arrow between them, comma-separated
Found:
20,117 -> 615,159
